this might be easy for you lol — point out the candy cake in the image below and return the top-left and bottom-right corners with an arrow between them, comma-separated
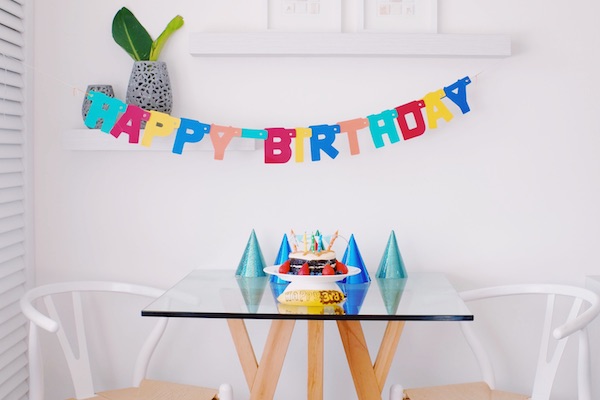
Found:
278,230 -> 348,276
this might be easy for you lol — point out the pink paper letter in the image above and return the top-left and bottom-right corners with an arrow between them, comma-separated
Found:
110,105 -> 151,143
264,128 -> 296,164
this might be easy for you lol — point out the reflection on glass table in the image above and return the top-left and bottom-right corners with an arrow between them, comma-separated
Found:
143,270 -> 472,321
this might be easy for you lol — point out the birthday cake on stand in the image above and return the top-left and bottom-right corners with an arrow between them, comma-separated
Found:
264,230 -> 360,307
278,230 -> 348,276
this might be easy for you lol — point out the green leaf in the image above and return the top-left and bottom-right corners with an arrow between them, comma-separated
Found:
149,15 -> 184,61
112,7 -> 153,61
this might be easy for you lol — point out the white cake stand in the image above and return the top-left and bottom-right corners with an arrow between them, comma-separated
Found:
263,265 -> 361,293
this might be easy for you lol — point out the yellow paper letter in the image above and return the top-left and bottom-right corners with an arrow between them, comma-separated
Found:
294,127 -> 312,163
141,112 -> 181,147
423,89 -> 454,129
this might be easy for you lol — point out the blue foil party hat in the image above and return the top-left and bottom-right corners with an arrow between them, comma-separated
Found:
235,229 -> 267,277
271,234 -> 292,283
269,281 -> 289,300
341,234 -> 371,284
375,230 -> 407,279
236,276 -> 268,313
340,282 -> 370,315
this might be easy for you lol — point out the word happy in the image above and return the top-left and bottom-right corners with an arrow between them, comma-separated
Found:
84,76 -> 471,164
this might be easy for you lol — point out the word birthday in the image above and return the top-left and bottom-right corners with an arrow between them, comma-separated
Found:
84,76 -> 472,163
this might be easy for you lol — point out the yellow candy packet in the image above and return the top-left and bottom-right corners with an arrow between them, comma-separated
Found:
277,303 -> 345,315
277,289 -> 345,306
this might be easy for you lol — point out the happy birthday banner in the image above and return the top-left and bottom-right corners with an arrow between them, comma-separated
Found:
84,76 -> 472,163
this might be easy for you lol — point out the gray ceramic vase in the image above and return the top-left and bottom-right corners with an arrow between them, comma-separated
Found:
126,61 -> 172,115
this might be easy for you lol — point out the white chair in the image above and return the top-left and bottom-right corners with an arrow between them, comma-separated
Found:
20,281 -> 234,400
390,284 -> 600,400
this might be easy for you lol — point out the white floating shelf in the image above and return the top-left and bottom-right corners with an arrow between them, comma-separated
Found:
189,32 -> 511,57
63,129 -> 258,152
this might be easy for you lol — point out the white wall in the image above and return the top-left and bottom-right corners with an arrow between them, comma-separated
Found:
33,0 -> 600,399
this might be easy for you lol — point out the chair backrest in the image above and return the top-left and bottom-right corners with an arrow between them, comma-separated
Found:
19,281 -> 169,400
458,284 -> 600,400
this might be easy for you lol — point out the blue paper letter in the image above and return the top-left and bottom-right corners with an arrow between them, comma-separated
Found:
444,77 -> 472,114
172,118 -> 211,154
309,124 -> 340,161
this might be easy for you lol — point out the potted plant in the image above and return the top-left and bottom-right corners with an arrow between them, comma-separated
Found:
112,7 -> 184,115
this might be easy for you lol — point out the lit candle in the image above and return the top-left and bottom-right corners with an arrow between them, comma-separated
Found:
303,231 -> 307,252
290,229 -> 299,252
327,230 -> 339,251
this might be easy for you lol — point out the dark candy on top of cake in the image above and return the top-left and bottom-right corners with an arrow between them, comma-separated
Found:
278,259 -> 348,275
289,257 -> 336,267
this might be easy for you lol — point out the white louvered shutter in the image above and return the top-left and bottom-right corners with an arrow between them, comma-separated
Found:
0,0 -> 31,399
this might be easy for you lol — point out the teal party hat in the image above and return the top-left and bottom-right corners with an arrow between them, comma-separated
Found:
236,276 -> 268,313
235,229 -> 267,277
376,277 -> 406,315
341,234 -> 371,284
271,234 -> 292,283
375,230 -> 407,279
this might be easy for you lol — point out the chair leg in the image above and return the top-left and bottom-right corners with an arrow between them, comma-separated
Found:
389,384 -> 405,400
218,383 -> 233,400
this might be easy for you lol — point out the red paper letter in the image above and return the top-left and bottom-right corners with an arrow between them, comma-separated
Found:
395,100 -> 426,140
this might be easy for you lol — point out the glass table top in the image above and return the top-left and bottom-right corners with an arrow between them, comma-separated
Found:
142,269 -> 473,321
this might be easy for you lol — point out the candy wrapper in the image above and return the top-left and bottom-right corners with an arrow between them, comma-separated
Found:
277,289 -> 345,306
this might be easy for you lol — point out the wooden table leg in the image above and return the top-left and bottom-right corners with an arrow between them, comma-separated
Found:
226,319 -> 258,390
374,321 -> 405,388
250,319 -> 296,400
307,320 -> 324,400
227,319 -> 296,399
337,320 -> 382,400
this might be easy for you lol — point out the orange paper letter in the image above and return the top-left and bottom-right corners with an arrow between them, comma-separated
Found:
337,118 -> 369,155
209,124 -> 242,160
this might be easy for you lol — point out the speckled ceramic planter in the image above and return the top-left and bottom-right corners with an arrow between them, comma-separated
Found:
126,61 -> 172,115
